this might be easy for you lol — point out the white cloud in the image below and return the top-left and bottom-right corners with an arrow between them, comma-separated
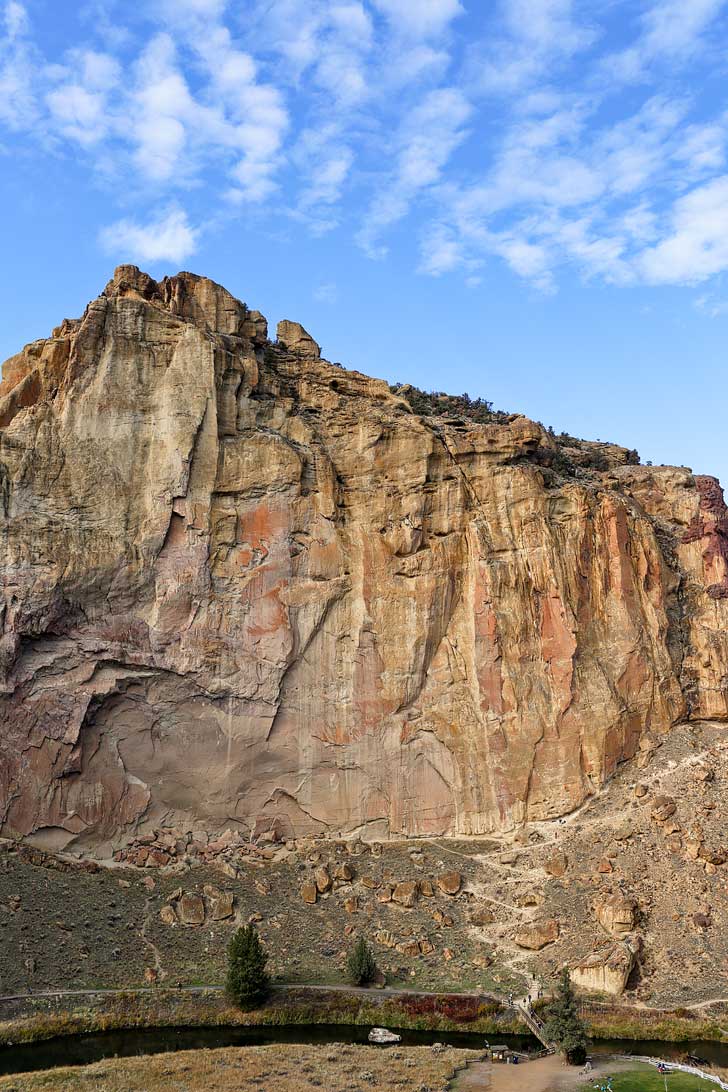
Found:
45,50 -> 120,145
100,207 -> 199,263
6,0 -> 728,301
469,0 -> 596,96
252,0 -> 374,106
313,281 -> 338,303
638,177 -> 728,284
0,0 -> 38,129
370,0 -> 463,38
603,0 -> 727,84
418,222 -> 465,275
357,86 -> 472,255
695,292 -> 728,317
5,0 -> 27,37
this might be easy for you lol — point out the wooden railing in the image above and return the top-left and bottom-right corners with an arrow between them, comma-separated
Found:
515,1001 -> 556,1053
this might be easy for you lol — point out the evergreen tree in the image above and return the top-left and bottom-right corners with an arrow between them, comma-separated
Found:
226,924 -> 270,1009
347,936 -> 378,986
543,968 -> 588,1065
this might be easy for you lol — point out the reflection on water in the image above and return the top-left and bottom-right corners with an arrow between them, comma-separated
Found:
0,1023 -> 726,1078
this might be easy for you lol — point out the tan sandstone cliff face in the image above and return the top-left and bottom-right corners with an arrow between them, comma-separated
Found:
0,267 -> 726,851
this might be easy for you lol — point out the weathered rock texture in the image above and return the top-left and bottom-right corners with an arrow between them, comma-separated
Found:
570,942 -> 636,996
0,267 -> 727,850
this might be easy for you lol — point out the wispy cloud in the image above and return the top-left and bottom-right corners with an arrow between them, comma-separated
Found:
357,87 -> 472,257
313,281 -> 339,303
5,0 -> 728,296
602,0 -> 727,85
370,0 -> 464,38
0,0 -> 38,130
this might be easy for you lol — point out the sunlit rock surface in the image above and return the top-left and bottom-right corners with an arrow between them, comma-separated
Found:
1,267 -> 726,851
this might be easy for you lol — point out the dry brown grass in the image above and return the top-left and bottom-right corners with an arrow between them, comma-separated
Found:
0,1041 -> 480,1092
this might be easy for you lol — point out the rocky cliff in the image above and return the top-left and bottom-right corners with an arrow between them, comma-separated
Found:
0,267 -> 726,852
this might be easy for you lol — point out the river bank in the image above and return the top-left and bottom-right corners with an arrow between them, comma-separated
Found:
0,1040 -> 479,1091
0,986 -> 726,1051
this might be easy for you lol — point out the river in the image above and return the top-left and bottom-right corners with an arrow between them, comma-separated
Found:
0,1024 -> 727,1077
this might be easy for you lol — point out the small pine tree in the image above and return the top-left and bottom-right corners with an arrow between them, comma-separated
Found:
347,936 -> 378,986
226,924 -> 270,1010
543,968 -> 588,1065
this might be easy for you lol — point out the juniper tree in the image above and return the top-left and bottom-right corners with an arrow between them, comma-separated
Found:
543,967 -> 588,1065
347,935 -> 378,986
226,924 -> 270,1009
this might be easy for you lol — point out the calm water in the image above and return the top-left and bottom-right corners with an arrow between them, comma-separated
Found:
0,1024 -> 726,1077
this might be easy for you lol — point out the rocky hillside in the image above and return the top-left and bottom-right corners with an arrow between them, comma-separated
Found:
0,267 -> 726,853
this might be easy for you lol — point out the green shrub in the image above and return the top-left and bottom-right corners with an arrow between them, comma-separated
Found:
543,968 -> 588,1065
225,924 -> 270,1010
347,937 -> 378,987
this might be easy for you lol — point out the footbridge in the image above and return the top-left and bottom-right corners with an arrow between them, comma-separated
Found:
515,1000 -> 556,1053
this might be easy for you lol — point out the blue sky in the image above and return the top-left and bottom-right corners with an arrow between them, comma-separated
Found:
1,0 -> 728,486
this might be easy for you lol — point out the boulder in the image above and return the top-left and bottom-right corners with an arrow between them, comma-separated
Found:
315,866 -> 332,893
570,943 -> 636,996
499,851 -> 520,865
301,882 -> 318,905
276,319 -> 321,359
392,881 -> 418,907
375,929 -> 396,948
514,919 -> 559,949
432,908 -> 454,927
159,905 -> 178,925
437,870 -> 462,895
544,853 -> 568,877
396,940 -> 421,957
595,894 -> 637,936
209,891 -> 234,920
178,893 -> 205,925
469,905 -> 495,926
651,796 -> 677,822
146,849 -> 170,868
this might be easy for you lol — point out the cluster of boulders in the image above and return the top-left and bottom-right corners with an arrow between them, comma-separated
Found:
8,842 -> 100,874
297,864 -> 468,964
300,867 -> 462,907
113,827 -> 284,873
159,884 -> 235,926
639,781 -> 726,874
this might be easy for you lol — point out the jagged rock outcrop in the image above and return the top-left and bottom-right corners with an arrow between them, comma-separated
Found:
0,267 -> 726,852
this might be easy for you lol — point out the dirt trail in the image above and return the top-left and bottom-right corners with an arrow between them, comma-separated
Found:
454,1054 -> 642,1092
